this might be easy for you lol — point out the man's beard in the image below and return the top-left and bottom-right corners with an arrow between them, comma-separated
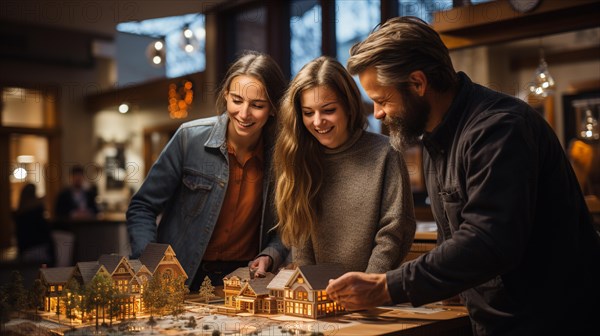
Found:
384,90 -> 430,153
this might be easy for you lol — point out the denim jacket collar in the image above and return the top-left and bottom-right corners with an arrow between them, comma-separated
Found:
205,113 -> 229,154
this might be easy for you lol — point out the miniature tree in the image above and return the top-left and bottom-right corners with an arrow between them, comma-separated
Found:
85,273 -> 114,332
109,292 -> 128,325
63,278 -> 81,325
166,275 -> 189,319
142,273 -> 168,317
198,276 -> 215,304
212,330 -> 221,336
55,294 -> 62,323
106,285 -> 120,327
32,279 -> 46,315
5,271 -> 27,317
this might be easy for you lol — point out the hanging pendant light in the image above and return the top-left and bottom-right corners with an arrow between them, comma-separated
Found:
580,106 -> 600,140
528,48 -> 555,97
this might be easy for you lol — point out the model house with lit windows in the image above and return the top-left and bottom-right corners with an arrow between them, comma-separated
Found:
223,267 -> 250,308
266,269 -> 296,314
39,266 -> 76,313
222,264 -> 347,319
38,243 -> 187,319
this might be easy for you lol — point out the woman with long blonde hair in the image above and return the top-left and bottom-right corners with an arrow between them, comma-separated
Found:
274,56 -> 415,273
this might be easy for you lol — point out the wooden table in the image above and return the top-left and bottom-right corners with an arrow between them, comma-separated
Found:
320,304 -> 472,336
186,292 -> 472,336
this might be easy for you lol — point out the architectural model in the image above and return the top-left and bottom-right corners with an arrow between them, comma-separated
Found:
38,243 -> 187,320
36,242 -> 346,322
1,244 -> 356,335
223,263 -> 347,319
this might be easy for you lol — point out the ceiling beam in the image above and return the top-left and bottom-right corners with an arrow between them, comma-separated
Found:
433,0 -> 600,50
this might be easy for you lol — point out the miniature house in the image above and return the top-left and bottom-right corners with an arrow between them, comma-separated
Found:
38,243 -> 187,319
236,273 -> 276,314
127,259 -> 153,312
266,269 -> 296,314
222,264 -> 346,319
282,264 -> 346,319
223,267 -> 251,308
39,266 -> 76,312
138,244 -> 187,282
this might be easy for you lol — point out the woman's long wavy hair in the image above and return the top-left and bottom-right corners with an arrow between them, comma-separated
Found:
274,56 -> 367,247
215,51 -> 287,141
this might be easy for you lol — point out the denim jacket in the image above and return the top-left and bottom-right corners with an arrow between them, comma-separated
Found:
126,114 -> 287,281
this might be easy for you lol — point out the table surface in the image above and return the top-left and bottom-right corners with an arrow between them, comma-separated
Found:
319,304 -> 471,336
189,290 -> 471,336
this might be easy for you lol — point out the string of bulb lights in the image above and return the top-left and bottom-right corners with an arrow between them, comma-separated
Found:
145,15 -> 205,68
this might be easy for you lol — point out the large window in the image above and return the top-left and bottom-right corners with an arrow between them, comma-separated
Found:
290,0 -> 322,76
397,0 -> 453,23
335,0 -> 381,132
335,0 -> 380,68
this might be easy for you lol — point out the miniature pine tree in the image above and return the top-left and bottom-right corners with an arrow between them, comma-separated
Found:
143,272 -> 168,317
32,279 -> 46,314
198,276 -> 215,304
108,290 -> 124,326
5,271 -> 27,317
167,275 -> 189,319
64,278 -> 81,325
85,273 -> 114,332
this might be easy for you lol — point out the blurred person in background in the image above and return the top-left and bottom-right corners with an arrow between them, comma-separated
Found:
14,183 -> 55,265
55,164 -> 99,220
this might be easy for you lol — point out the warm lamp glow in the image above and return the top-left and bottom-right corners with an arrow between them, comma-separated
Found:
118,103 -> 130,114
528,49 -> 555,98
13,167 -> 27,180
580,108 -> 599,140
168,80 -> 193,119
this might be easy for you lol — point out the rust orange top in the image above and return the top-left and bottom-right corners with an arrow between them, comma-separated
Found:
203,139 -> 264,261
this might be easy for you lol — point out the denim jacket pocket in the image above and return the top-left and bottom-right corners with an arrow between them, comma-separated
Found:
181,172 -> 214,216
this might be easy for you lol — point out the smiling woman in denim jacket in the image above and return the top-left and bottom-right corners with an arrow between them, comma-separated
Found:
126,51 -> 288,290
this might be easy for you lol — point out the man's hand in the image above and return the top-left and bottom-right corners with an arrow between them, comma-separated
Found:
326,272 -> 392,310
248,255 -> 272,278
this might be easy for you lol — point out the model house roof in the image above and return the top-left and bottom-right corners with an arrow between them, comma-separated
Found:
139,243 -> 171,273
75,261 -> 108,285
296,264 -> 346,290
98,254 -> 128,274
128,259 -> 144,273
224,267 -> 251,281
39,267 -> 75,284
244,273 -> 275,296
266,269 -> 295,290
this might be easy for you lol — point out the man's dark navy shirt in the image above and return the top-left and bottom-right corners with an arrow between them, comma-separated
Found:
386,72 -> 600,335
